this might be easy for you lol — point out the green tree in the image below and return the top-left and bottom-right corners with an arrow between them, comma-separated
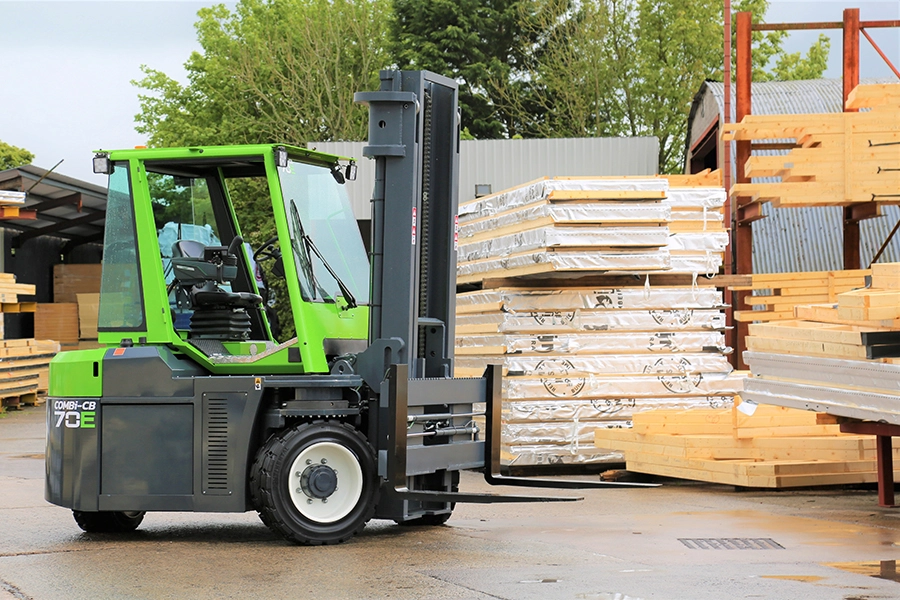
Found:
501,0 -> 830,173
133,0 -> 390,148
0,140 -> 34,170
389,0 -> 566,139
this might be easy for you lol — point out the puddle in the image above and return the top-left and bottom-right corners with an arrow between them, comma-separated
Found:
759,575 -> 825,583
824,560 -> 900,583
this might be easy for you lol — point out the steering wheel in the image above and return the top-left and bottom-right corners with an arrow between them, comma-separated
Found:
253,236 -> 281,263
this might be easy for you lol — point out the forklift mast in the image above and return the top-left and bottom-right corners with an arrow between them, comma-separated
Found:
355,70 -> 459,381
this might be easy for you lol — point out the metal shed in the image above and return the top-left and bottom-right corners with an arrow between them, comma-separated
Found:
0,165 -> 105,337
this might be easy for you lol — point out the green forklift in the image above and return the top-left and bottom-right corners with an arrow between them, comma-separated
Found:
45,70 -> 650,545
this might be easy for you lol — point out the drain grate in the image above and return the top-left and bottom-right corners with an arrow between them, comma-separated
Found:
678,538 -> 784,550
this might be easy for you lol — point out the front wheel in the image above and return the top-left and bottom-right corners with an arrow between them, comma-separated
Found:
73,510 -> 145,532
250,421 -> 379,545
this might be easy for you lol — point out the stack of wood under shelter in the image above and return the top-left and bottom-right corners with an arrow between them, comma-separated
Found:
0,191 -> 60,411
455,172 -> 744,468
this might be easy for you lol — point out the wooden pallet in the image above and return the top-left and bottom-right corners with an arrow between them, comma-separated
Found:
0,392 -> 39,411
594,402 -> 897,488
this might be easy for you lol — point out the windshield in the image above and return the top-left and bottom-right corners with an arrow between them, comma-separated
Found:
278,159 -> 369,304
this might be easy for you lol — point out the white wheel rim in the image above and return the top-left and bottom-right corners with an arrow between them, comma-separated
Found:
288,441 -> 363,523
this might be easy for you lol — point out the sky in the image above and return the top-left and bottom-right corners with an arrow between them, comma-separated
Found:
1,0 -> 898,184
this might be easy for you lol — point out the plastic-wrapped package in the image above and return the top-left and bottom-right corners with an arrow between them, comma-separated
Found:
504,371 -> 743,400
667,232 -> 729,252
668,252 -> 724,277
663,187 -> 727,209
456,353 -> 733,377
503,395 -> 734,423
457,287 -> 724,310
459,178 -> 669,222
457,250 -> 672,282
502,444 -> 625,467
456,309 -> 728,333
460,203 -> 670,241
455,331 -> 729,355
503,421 -> 612,446
458,226 -> 670,263
454,176 -> 736,467
670,209 -> 724,224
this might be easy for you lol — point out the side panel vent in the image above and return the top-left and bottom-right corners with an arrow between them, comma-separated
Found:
202,396 -> 230,494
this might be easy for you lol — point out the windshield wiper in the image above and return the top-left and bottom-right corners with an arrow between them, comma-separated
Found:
289,200 -> 358,310
303,236 -> 358,310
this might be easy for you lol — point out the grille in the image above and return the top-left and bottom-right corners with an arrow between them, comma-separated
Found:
203,398 -> 229,492
678,538 -> 784,550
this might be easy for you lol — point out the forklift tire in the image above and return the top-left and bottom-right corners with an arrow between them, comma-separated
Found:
250,421 -> 379,545
73,510 -> 145,533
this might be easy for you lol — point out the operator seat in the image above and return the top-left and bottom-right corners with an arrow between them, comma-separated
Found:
170,236 -> 262,340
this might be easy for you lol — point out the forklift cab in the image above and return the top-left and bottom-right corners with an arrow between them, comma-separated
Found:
94,145 -> 368,375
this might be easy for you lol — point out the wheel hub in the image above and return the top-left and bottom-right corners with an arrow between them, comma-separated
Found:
301,464 -> 338,499
287,441 -> 364,523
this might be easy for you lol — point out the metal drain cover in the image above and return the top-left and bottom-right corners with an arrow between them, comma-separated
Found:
678,538 -> 784,550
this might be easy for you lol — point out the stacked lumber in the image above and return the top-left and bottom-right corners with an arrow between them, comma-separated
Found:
724,83 -> 900,206
0,190 -> 26,219
594,401 -> 900,487
455,171 -> 741,468
729,269 -> 870,323
0,340 -> 61,411
743,262 -> 900,425
0,273 -> 37,304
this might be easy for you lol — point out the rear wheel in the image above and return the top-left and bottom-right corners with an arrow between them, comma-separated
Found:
250,421 -> 379,545
73,510 -> 145,533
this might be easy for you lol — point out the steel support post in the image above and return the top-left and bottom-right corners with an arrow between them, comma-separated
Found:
839,420 -> 900,507
842,8 -> 861,270
734,11 -> 753,370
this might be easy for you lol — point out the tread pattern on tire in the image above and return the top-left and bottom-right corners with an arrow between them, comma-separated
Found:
249,420 -> 379,545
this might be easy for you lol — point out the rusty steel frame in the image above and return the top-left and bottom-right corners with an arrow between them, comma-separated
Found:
839,421 -> 900,507
725,8 -> 899,369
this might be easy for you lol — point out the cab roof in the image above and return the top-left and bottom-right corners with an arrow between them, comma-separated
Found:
101,144 -> 353,169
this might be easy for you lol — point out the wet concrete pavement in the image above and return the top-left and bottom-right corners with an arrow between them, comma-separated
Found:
2,404 -> 899,600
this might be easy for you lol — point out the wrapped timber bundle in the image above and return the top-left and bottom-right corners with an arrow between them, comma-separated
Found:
455,173 -> 740,468
743,263 -> 900,426
457,178 -> 672,284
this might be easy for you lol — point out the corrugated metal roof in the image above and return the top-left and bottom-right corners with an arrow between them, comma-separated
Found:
690,78 -> 900,273
312,137 -> 659,219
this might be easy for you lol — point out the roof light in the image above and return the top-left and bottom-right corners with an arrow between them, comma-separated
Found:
275,146 -> 289,168
92,153 -> 113,175
345,161 -> 357,181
